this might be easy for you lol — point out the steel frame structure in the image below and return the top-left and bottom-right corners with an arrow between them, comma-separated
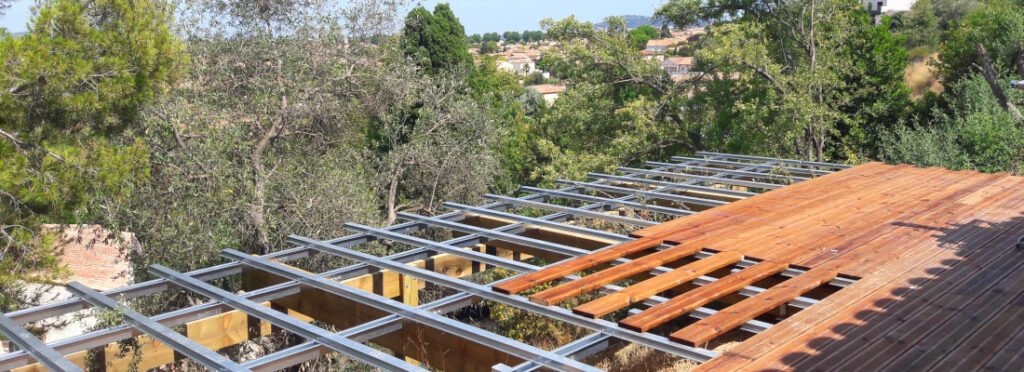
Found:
0,152 -> 851,371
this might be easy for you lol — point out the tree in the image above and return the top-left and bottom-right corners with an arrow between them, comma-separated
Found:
659,0 -> 910,161
899,0 -> 942,50
468,33 -> 482,43
0,0 -> 185,310
882,74 -> 1023,174
400,3 -> 473,74
937,0 -> 1024,86
523,30 -> 544,42
661,23 -> 672,38
480,40 -> 499,53
483,32 -> 501,42
603,16 -> 627,36
503,30 -> 522,42
628,25 -> 661,50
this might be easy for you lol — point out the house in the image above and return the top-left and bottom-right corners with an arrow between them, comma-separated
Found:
641,49 -> 664,61
661,56 -> 694,75
645,38 -> 677,52
506,56 -> 535,74
864,0 -> 916,13
527,84 -> 565,104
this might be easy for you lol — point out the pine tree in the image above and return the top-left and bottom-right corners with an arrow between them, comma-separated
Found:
401,3 -> 472,74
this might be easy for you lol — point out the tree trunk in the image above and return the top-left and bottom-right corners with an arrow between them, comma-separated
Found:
973,44 -> 1024,122
249,97 -> 287,255
385,164 -> 405,226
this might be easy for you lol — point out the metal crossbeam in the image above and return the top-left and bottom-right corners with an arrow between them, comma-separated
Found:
484,194 -> 658,227
344,222 -> 536,272
695,151 -> 852,170
65,282 -> 247,372
519,186 -> 695,216
222,250 -> 601,372
551,180 -> 728,207
495,333 -> 611,372
149,265 -> 426,372
0,312 -> 83,372
671,156 -> 833,177
288,234 -> 720,363
588,173 -> 755,198
618,167 -> 786,190
646,161 -> 811,182
443,202 -> 627,243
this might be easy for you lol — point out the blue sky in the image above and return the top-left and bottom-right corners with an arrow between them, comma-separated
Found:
1,0 -> 662,34
414,1 -> 663,34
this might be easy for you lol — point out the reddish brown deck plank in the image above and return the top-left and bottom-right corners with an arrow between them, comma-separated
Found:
703,175 -> 1024,371
528,243 -> 702,306
491,236 -> 663,294
572,251 -> 744,318
618,261 -> 788,332
669,264 -> 841,347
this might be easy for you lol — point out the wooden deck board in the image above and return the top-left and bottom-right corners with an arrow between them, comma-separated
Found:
494,161 -> 1024,370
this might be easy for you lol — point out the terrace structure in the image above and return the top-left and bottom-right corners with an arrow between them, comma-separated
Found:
1,151 -> 1022,371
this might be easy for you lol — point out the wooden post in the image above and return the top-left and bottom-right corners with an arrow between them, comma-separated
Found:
400,274 -> 420,366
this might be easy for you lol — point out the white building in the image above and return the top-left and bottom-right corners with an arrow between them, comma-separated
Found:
661,57 -> 694,76
864,0 -> 917,13
527,84 -> 566,105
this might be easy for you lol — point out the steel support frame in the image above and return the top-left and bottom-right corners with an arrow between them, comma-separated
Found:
288,234 -> 721,363
65,282 -> 248,372
149,265 -> 426,372
0,157 -> 832,371
0,312 -> 83,372
221,249 -> 601,372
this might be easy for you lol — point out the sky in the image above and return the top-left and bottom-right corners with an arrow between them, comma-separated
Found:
1,0 -> 663,34
413,1 -> 663,34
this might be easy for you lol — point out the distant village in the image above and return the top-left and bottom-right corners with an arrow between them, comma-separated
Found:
470,0 -> 919,103
469,25 -> 708,103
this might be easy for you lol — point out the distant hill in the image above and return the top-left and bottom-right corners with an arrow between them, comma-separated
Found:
596,15 -> 665,29
595,15 -> 709,30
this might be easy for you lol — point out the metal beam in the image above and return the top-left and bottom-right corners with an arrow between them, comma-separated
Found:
519,186 -> 695,216
617,167 -> 786,190
65,282 -> 247,372
222,249 -> 601,372
149,265 -> 426,372
0,312 -> 83,372
645,161 -> 811,182
550,181 -> 728,207
587,173 -> 755,198
695,151 -> 852,169
288,234 -> 720,363
483,194 -> 658,227
671,156 -> 833,177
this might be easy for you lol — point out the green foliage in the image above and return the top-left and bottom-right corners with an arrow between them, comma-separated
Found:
482,32 -> 501,42
480,40 -> 498,54
932,0 -> 980,28
503,30 -> 521,42
468,33 -> 481,43
628,25 -> 661,49
881,74 -> 1023,173
661,23 -> 672,38
898,0 -> 942,50
0,0 -> 184,310
522,30 -> 545,42
663,0 -> 908,161
937,0 -> 1024,85
400,3 -> 472,74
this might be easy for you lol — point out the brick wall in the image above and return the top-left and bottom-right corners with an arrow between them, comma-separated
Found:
43,224 -> 136,291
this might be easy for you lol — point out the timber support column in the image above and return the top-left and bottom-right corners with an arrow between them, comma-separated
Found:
399,274 -> 421,366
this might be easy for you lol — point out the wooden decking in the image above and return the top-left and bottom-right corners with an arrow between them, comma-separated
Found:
493,162 -> 1024,370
